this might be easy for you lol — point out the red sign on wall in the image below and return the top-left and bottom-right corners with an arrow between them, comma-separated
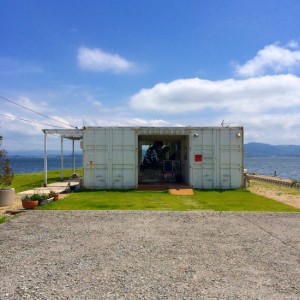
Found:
195,154 -> 203,162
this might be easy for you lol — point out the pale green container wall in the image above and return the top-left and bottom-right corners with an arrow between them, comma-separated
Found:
189,127 -> 244,189
82,127 -> 137,189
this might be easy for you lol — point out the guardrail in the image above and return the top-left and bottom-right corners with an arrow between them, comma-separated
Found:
248,174 -> 300,189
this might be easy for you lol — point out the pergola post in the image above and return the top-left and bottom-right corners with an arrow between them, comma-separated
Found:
72,139 -> 75,174
60,136 -> 64,180
43,130 -> 48,187
42,129 -> 83,185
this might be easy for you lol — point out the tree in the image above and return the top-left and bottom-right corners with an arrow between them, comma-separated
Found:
0,135 -> 14,188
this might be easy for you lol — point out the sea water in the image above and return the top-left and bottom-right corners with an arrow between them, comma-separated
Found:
7,156 -> 300,180
8,156 -> 82,174
245,157 -> 300,180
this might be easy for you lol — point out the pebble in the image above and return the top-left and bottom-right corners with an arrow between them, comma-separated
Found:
0,210 -> 299,299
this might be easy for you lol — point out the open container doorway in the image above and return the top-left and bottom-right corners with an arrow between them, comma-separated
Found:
138,135 -> 189,185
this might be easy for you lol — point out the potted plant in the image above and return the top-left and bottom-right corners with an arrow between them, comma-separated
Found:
30,193 -> 49,206
21,195 -> 39,209
0,135 -> 15,207
48,190 -> 59,201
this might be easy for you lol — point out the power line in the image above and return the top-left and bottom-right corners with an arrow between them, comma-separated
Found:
0,113 -> 67,129
0,95 -> 77,128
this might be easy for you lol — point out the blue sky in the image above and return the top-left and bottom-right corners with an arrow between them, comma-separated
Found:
1,0 -> 300,152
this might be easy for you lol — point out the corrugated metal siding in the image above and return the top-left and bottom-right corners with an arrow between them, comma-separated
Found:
82,127 -> 244,190
137,127 -> 189,136
83,128 -> 137,189
189,127 -> 243,189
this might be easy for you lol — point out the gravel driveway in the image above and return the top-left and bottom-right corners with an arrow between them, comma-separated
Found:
0,211 -> 299,299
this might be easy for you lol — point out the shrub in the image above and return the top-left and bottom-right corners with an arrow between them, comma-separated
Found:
0,135 -> 14,188
48,190 -> 58,198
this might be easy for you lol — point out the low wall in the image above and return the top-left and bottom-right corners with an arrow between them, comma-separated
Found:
249,174 -> 300,189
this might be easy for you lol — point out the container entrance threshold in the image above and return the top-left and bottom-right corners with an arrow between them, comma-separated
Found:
136,182 -> 190,191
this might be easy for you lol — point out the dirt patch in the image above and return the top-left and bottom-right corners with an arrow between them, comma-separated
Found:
248,180 -> 300,209
0,194 -> 23,217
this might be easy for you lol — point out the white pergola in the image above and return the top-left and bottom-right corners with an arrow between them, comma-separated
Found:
42,129 -> 83,186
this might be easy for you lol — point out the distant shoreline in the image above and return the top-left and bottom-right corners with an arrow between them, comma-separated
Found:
7,156 -> 300,180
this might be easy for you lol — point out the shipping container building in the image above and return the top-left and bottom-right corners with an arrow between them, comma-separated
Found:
80,126 -> 244,190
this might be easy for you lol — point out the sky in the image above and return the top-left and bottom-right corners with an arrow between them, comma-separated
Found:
1,0 -> 300,152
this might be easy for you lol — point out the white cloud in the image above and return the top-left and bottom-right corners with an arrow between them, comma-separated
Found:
15,96 -> 50,113
83,93 -> 102,109
77,47 -> 136,73
3,68 -> 300,151
0,94 -> 74,150
126,118 -> 168,126
80,116 -> 169,128
129,74 -> 300,145
130,75 -> 300,114
222,111 -> 300,145
235,42 -> 300,77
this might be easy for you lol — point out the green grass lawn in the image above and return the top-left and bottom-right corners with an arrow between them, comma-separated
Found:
12,169 -> 82,193
9,170 -> 300,212
41,189 -> 300,212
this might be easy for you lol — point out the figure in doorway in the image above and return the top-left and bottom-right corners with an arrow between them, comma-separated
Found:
141,141 -> 164,170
